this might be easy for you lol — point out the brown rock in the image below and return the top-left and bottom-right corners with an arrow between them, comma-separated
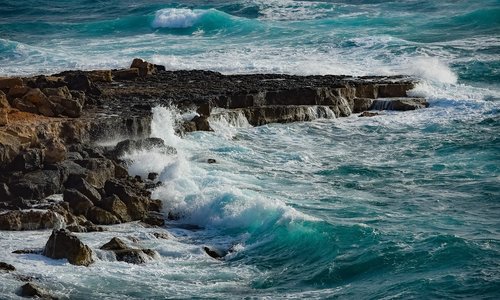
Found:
352,98 -> 374,113
87,70 -> 112,82
371,98 -> 429,111
8,85 -> 31,99
355,84 -> 379,99
43,138 -> 67,164
42,86 -> 72,99
0,109 -> 8,126
113,162 -> 129,178
0,210 -> 63,231
42,229 -> 93,266
18,283 -> 57,299
112,68 -> 139,80
100,237 -> 156,264
0,77 -> 23,91
12,98 -> 38,114
99,195 -> 131,222
87,206 -> 120,225
0,131 -> 23,169
63,189 -> 94,216
0,90 -> 10,109
22,88 -> 47,106
378,83 -> 414,98
75,158 -> 115,189
130,58 -> 155,77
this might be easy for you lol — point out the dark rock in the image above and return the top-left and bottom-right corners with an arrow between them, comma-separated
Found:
192,115 -> 212,131
9,170 -> 62,200
104,179 -> 150,220
74,158 -> 115,189
113,162 -> 129,178
0,210 -> 63,230
0,261 -> 15,272
0,77 -> 24,91
113,138 -> 167,157
152,232 -> 169,239
100,237 -> 156,264
203,246 -> 225,259
99,195 -> 131,223
147,172 -> 158,181
371,98 -> 429,111
378,83 -> 414,98
134,175 -> 142,182
142,212 -> 165,227
12,97 -> 38,113
154,64 -> 166,72
43,139 -> 67,164
112,68 -> 139,80
66,152 -> 83,160
359,111 -> 380,117
12,248 -> 43,254
86,70 -> 112,83
352,98 -> 374,113
131,58 -> 156,77
148,199 -> 162,212
42,229 -> 93,266
18,282 -> 57,299
7,85 -> 30,99
87,206 -> 120,225
207,159 -> 216,164
65,177 -> 101,204
0,182 -> 12,202
65,72 -> 101,95
9,148 -> 44,171
63,189 -> 94,216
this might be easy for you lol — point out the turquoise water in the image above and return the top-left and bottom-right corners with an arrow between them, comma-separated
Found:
1,1 -> 499,299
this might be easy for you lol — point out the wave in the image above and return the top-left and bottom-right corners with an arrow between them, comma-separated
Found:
152,8 -> 208,29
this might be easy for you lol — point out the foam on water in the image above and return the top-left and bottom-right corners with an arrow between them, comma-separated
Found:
152,8 -> 207,29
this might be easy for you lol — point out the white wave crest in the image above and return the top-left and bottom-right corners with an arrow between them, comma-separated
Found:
152,8 -> 206,29
403,57 -> 458,84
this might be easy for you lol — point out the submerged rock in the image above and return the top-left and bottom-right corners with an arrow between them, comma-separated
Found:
42,229 -> 94,266
0,261 -> 15,272
100,237 -> 155,264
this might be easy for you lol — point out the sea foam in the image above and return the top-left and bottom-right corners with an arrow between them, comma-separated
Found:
152,8 -> 206,29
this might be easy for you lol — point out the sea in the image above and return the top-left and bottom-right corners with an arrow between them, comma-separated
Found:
0,0 -> 499,299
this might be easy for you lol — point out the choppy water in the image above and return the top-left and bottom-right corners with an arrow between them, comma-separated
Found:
1,0 -> 499,299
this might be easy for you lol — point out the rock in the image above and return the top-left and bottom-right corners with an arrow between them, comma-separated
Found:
147,172 -> 158,181
0,77 -> 23,91
22,88 -> 47,106
371,98 -> 429,111
378,83 -> 414,98
196,102 -> 211,117
142,212 -> 165,227
192,115 -> 212,131
63,189 -> 94,216
12,98 -> 38,114
99,195 -> 131,222
42,229 -> 93,266
359,111 -> 380,117
43,139 -> 67,164
0,261 -> 15,272
112,68 -> 139,80
75,158 -> 115,189
113,138 -> 168,157
352,98 -> 374,113
87,70 -> 112,83
0,182 -> 12,202
9,170 -> 62,200
9,148 -> 44,171
61,98 -> 83,118
0,210 -> 63,230
87,206 -> 120,225
207,159 -> 216,164
103,179 -> 150,220
42,86 -> 72,99
354,84 -> 379,99
18,283 -> 56,299
64,177 -> 101,204
130,58 -> 156,77
113,162 -> 129,178
0,90 -> 10,108
0,131 -> 22,169
152,232 -> 170,239
12,248 -> 43,254
203,246 -> 225,259
7,85 -> 30,99
154,64 -> 166,72
0,109 -> 8,126
65,73 -> 100,95
100,237 -> 156,264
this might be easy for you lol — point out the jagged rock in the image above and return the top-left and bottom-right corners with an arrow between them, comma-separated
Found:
63,189 -> 94,216
203,246 -> 225,259
87,70 -> 112,83
100,237 -> 156,264
7,85 -> 30,99
113,162 -> 129,178
9,170 -> 62,200
9,148 -> 44,171
113,138 -> 169,157
18,283 -> 57,299
64,73 -> 100,95
22,88 -> 47,107
130,58 -> 156,77
43,138 -> 67,164
12,97 -> 37,114
0,183 -> 12,202
353,98 -> 374,113
0,261 -> 15,272
75,158 -> 115,189
112,68 -> 139,80
99,194 -> 131,222
42,86 -> 72,99
65,177 -> 101,204
104,179 -> 149,220
0,77 -> 23,91
43,229 -> 93,266
147,172 -> 158,181
0,210 -> 63,230
60,98 -> 83,118
87,206 -> 120,225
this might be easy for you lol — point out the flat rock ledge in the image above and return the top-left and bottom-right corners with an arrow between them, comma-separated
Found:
0,58 -> 428,232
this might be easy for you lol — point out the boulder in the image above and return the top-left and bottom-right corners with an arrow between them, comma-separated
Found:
61,98 -> 83,118
74,158 -> 115,189
65,73 -> 100,95
64,177 -> 101,204
112,68 -> 139,80
100,237 -> 156,264
0,77 -> 23,91
113,138 -> 169,157
42,229 -> 93,266
0,210 -> 63,230
192,115 -> 212,131
9,148 -> 44,171
7,85 -> 30,99
203,246 -> 225,259
12,98 -> 38,114
43,138 -> 67,164
42,86 -> 72,99
87,70 -> 112,83
130,58 -> 156,77
142,212 -> 165,227
87,206 -> 120,225
0,91 -> 10,108
147,172 -> 158,181
9,170 -> 62,200
0,131 -> 22,169
104,179 -> 149,220
18,283 -> 56,299
99,195 -> 131,222
22,88 -> 47,107
63,189 -> 94,216
0,261 -> 15,272
207,159 -> 216,164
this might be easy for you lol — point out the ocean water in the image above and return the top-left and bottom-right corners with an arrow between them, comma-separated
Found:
1,0 -> 500,299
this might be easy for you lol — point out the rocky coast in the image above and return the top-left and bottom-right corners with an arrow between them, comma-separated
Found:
0,59 -> 428,298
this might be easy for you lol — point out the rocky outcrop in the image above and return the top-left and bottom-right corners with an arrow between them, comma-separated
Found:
100,237 -> 156,264
0,210 -> 63,231
42,229 -> 93,266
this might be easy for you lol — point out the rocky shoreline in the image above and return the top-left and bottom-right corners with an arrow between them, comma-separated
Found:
0,59 -> 428,298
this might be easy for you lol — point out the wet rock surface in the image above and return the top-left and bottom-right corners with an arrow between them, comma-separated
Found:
42,229 -> 94,266
100,237 -> 156,264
